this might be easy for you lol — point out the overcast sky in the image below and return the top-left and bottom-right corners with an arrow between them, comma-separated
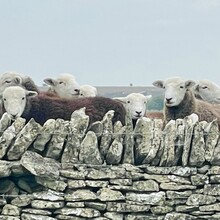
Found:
0,0 -> 220,86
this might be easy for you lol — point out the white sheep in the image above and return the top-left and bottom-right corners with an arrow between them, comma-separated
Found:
113,93 -> 152,120
43,73 -> 80,99
153,77 -> 220,127
193,79 -> 220,104
0,71 -> 39,94
79,84 -> 98,97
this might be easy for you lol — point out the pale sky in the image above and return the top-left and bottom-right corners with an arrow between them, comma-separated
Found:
0,0 -> 220,86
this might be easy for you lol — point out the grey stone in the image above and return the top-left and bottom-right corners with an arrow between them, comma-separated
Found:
199,203 -> 220,212
160,182 -> 197,190
110,179 -> 132,186
85,180 -> 109,188
54,207 -> 100,218
106,126 -> 125,165
60,169 -> 87,179
0,112 -> 12,131
175,205 -> 199,212
190,174 -> 209,186
126,191 -> 165,205
151,205 -> 173,214
55,215 -> 86,220
0,160 -> 11,177
33,119 -> 56,151
66,202 -> 85,208
1,204 -> 21,216
189,122 -> 206,167
97,188 -> 125,201
67,180 -> 86,189
85,202 -> 106,211
211,138 -> 220,165
45,119 -> 69,160
104,212 -> 123,220
125,214 -> 164,220
186,194 -> 216,206
164,212 -> 196,220
32,190 -> 64,201
166,191 -> 192,200
209,166 -> 220,174
11,194 -> 33,207
0,117 -> 26,159
20,151 -> 60,178
31,200 -> 65,209
7,118 -> 42,160
210,175 -> 220,183
65,189 -> 97,201
61,108 -> 89,167
204,184 -> 220,196
99,110 -> 114,159
21,213 -> 56,220
79,131 -> 103,165
22,208 -> 52,215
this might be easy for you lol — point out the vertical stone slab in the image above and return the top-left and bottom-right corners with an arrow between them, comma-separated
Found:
189,121 -> 206,167
45,119 -> 69,160
0,112 -> 11,132
159,120 -> 176,166
106,124 -> 125,165
134,118 -> 154,165
33,119 -> 56,152
7,118 -> 42,160
61,108 -> 89,167
143,119 -> 163,164
182,114 -> 198,166
173,119 -> 185,166
0,117 -> 26,159
211,138 -> 220,165
122,112 -> 134,164
79,131 -> 103,165
204,120 -> 219,162
99,110 -> 114,160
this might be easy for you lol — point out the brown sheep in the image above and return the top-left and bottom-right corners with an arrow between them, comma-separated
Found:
153,77 -> 220,127
2,86 -> 126,126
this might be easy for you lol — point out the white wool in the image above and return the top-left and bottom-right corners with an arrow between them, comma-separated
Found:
193,79 -> 220,103
44,73 -> 80,99
2,86 -> 37,119
113,93 -> 152,119
79,85 -> 97,97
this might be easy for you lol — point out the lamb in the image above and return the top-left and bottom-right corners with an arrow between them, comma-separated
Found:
0,71 -> 39,94
193,79 -> 220,104
1,86 -> 126,126
43,73 -> 80,99
79,85 -> 98,97
153,77 -> 220,126
113,93 -> 152,126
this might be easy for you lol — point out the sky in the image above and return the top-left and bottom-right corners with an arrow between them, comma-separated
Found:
0,0 -> 220,87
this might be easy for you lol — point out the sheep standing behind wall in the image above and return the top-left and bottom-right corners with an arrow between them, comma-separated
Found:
2,86 -> 126,126
43,73 -> 80,99
79,84 -> 98,97
153,77 -> 220,127
193,79 -> 220,104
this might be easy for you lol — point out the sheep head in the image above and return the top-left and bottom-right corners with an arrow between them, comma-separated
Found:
153,77 -> 195,107
2,86 -> 38,120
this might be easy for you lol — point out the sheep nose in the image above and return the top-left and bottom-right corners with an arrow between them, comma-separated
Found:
166,98 -> 172,103
136,111 -> 142,116
10,113 -> 18,119
74,89 -> 80,95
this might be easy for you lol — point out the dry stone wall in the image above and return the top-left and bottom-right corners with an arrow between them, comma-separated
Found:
0,108 -> 220,219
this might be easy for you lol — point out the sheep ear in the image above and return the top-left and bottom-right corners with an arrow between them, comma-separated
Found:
26,91 -> 38,97
14,76 -> 22,85
185,80 -> 195,89
113,97 -> 127,104
153,80 -> 164,88
44,78 -> 58,86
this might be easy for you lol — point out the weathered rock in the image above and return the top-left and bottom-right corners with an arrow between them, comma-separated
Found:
22,208 -> 52,215
160,120 -> 176,166
45,119 -> 69,160
7,118 -> 42,160
186,194 -> 216,206
85,180 -> 109,188
33,119 -> 56,151
106,202 -> 150,212
65,189 -> 97,201
110,179 -> 132,186
166,191 -> 192,200
160,182 -> 197,190
104,212 -> 123,220
21,213 -> 56,220
0,112 -> 12,131
175,205 -> 199,212
151,205 -> 173,214
88,121 -> 103,138
79,131 -> 103,165
97,188 -> 125,201
61,108 -> 89,167
0,160 -> 11,177
32,190 -> 64,201
1,204 -> 21,216
0,117 -> 25,159
199,203 -> 220,212
164,212 -> 196,220
189,122 -> 206,167
20,151 -> 60,178
66,202 -> 85,208
67,180 -> 86,189
11,194 -> 33,207
31,200 -> 65,209
134,118 -> 154,164
85,202 -> 106,211
204,184 -> 220,196
125,214 -> 164,220
60,169 -> 87,180
210,136 -> 220,165
126,191 -> 165,205
190,174 -> 209,186
106,126 -> 125,165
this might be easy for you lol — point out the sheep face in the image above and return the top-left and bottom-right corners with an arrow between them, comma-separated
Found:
153,77 -> 195,107
79,85 -> 97,97
2,86 -> 37,119
194,80 -> 220,103
44,73 -> 80,99
0,72 -> 23,94
114,93 -> 152,119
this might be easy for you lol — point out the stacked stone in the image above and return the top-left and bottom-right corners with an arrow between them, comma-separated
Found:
3,159 -> 220,219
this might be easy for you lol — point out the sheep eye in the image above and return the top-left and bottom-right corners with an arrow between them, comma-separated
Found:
127,100 -> 130,104
180,86 -> 184,89
4,80 -> 11,84
163,86 -> 165,89
202,86 -> 208,89
3,98 -> 6,101
22,97 -> 25,100
59,81 -> 64,84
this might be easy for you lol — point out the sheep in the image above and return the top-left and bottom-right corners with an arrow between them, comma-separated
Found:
193,79 -> 220,104
43,73 -> 80,99
113,93 -> 152,127
1,86 -> 126,126
153,77 -> 220,126
145,111 -> 164,120
79,84 -> 98,97
0,71 -> 39,94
